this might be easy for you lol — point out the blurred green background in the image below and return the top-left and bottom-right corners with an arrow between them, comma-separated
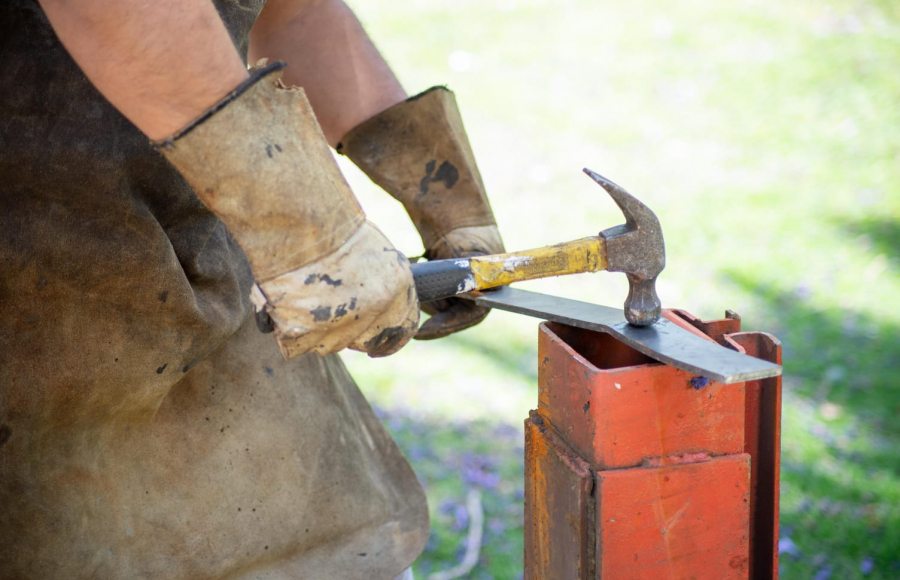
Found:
337,0 -> 900,578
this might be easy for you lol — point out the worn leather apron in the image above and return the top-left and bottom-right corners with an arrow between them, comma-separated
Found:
0,2 -> 428,579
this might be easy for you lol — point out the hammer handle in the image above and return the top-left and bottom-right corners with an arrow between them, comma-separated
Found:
412,236 -> 607,302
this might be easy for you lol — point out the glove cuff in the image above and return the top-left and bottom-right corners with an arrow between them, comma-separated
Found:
337,86 -> 496,251
154,62 -> 365,282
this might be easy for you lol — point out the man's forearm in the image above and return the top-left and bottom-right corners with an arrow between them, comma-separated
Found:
39,0 -> 248,140
249,0 -> 406,146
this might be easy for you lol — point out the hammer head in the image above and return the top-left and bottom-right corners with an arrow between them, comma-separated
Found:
584,168 -> 666,326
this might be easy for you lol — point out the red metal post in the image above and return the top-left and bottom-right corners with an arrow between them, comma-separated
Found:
524,313 -> 781,579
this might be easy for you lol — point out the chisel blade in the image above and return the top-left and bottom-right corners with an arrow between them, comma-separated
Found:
462,287 -> 781,384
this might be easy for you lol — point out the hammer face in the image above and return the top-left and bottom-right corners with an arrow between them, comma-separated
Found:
624,274 -> 662,326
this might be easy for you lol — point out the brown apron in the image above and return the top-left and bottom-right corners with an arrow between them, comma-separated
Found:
0,2 -> 428,578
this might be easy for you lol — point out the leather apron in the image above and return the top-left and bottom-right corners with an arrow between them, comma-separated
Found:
0,2 -> 428,579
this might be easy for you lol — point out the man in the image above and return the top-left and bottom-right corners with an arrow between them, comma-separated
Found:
0,0 -> 503,578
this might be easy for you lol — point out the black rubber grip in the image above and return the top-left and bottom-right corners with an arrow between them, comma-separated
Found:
411,258 -> 474,302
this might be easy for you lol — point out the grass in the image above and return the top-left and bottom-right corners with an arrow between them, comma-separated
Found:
376,408 -> 526,580
337,0 -> 900,577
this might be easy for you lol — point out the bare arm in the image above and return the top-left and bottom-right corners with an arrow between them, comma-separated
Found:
249,0 -> 406,146
38,0 -> 249,140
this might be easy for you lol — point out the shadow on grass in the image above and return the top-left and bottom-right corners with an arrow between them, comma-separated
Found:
725,269 -> 899,435
842,216 -> 900,261
779,448 -> 900,578
723,268 -> 900,578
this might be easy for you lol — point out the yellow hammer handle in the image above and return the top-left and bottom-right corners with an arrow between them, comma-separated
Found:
469,236 -> 608,290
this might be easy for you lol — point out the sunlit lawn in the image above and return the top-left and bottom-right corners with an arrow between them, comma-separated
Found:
339,0 -> 900,577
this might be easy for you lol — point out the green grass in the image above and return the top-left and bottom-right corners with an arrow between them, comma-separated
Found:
338,0 -> 900,577
376,409 -> 525,580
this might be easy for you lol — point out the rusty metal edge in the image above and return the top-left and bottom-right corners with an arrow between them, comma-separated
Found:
725,331 -> 782,580
525,411 -> 596,580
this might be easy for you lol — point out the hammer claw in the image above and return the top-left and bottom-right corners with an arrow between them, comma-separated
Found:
583,168 -> 653,233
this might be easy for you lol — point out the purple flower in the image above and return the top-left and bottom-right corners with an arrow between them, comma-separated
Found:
458,453 -> 501,489
451,504 -> 469,531
778,537 -> 800,556
461,467 -> 501,489
438,498 -> 458,515
488,518 -> 506,534
408,445 -> 429,461
795,283 -> 813,300
860,556 -> 874,575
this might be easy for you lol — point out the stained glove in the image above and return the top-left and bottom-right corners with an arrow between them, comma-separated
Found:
154,63 -> 418,358
337,87 -> 504,340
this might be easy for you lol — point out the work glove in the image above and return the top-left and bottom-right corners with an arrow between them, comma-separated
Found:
337,87 -> 504,340
154,63 -> 418,358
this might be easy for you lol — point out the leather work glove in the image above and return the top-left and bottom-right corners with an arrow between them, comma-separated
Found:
154,63 -> 418,358
337,87 -> 504,340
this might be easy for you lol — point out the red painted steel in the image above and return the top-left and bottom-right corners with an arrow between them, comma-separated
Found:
525,314 -> 781,580
524,411 -> 595,580
596,454 -> 751,579
537,322 -> 745,471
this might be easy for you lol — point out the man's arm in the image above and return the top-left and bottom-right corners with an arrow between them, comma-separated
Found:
249,0 -> 406,147
38,0 -> 421,357
38,0 -> 248,140
249,0 -> 507,340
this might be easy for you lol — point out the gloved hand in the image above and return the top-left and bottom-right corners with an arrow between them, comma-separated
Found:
154,63 -> 418,358
416,226 -> 503,339
337,87 -> 504,340
253,222 -> 418,357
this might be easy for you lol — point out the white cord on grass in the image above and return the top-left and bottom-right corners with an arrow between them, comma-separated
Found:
428,489 -> 484,580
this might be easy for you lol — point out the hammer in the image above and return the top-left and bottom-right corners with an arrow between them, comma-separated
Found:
410,169 -> 666,326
